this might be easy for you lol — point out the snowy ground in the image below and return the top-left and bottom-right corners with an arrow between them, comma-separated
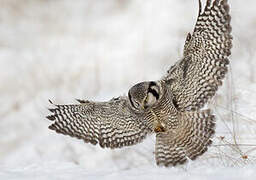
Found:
1,0 -> 256,179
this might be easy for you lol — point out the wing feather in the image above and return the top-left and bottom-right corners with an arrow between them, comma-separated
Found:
47,97 -> 151,149
163,0 -> 232,111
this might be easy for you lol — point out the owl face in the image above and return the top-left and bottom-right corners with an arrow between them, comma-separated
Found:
128,81 -> 162,112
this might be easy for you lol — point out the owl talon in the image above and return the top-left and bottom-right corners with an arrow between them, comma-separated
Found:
154,125 -> 165,133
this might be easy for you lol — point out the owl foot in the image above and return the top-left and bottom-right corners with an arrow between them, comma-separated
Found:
154,125 -> 166,133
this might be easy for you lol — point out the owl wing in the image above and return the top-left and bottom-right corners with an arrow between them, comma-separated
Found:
163,0 -> 232,111
46,97 -> 151,149
155,109 -> 215,167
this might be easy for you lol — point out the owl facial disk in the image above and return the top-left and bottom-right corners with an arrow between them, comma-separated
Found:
128,88 -> 144,111
143,81 -> 160,109
128,81 -> 161,111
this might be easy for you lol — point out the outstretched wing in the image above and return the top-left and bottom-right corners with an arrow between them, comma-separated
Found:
155,109 -> 215,167
46,97 -> 151,149
164,0 -> 232,111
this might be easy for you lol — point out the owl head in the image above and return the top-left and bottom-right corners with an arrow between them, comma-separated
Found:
128,81 -> 162,112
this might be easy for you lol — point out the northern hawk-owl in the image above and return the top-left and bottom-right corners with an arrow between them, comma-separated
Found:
47,0 -> 232,167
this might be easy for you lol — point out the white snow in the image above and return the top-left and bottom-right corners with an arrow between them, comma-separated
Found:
1,0 -> 256,179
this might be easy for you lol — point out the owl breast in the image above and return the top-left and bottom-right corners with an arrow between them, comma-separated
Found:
144,84 -> 179,132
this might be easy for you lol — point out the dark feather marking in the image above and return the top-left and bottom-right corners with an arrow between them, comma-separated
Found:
76,99 -> 89,104
46,115 -> 56,121
181,56 -> 191,79
148,88 -> 159,100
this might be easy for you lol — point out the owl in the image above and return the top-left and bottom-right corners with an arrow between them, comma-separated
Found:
47,0 -> 232,167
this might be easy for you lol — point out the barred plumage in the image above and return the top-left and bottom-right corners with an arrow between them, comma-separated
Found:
47,99 -> 150,148
165,0 -> 232,111
155,109 -> 215,166
47,0 -> 232,167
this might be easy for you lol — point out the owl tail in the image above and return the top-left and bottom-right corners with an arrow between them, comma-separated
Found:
155,109 -> 215,167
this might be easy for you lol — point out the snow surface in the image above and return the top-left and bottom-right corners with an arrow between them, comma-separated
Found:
1,0 -> 256,179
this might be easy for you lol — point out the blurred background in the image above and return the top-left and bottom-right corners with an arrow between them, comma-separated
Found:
1,0 -> 256,179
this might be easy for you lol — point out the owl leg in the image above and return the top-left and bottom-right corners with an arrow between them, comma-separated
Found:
151,110 -> 166,133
